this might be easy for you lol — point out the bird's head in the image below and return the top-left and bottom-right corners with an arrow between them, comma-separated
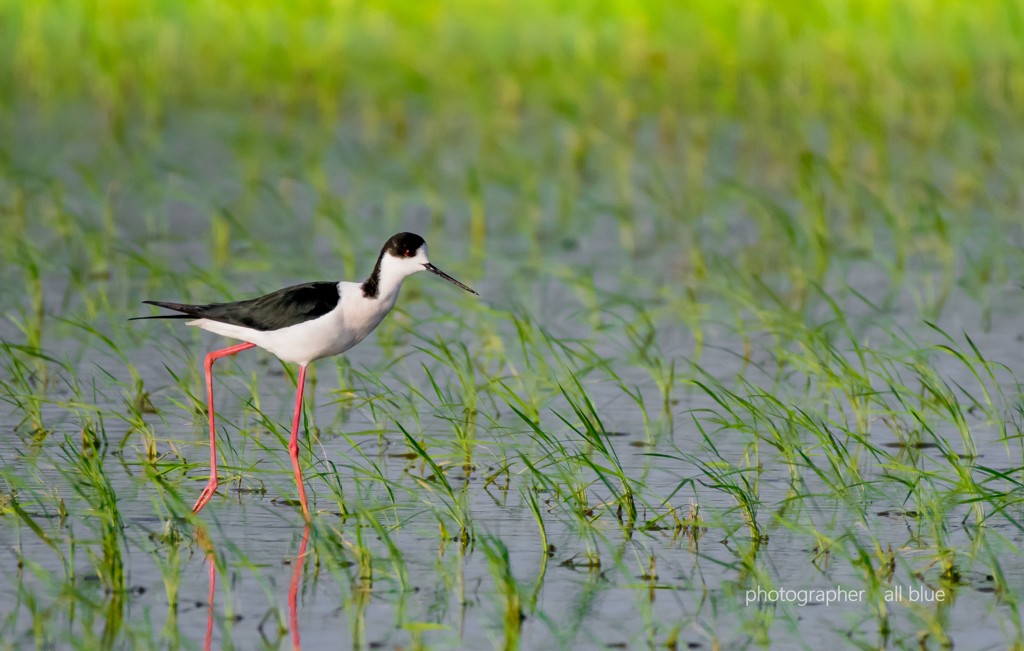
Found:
375,232 -> 478,295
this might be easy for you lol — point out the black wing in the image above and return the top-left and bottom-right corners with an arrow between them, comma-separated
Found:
133,282 -> 340,332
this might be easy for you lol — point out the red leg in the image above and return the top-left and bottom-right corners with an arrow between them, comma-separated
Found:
289,525 -> 310,650
193,342 -> 256,515
289,364 -> 311,519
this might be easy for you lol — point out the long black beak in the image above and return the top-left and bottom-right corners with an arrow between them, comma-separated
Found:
423,263 -> 478,295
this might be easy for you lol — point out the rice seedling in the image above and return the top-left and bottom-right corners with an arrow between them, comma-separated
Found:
4,0 -> 1024,647
479,535 -> 524,651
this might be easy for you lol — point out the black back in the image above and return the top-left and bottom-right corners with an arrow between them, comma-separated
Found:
138,282 -> 340,332
362,232 -> 425,299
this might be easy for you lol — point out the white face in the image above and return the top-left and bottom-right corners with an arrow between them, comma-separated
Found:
382,243 -> 429,279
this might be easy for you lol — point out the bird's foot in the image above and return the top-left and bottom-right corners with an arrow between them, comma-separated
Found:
192,481 -> 219,514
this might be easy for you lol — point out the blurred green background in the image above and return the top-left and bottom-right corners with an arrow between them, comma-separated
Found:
2,0 -> 1022,329
5,0 -> 1024,123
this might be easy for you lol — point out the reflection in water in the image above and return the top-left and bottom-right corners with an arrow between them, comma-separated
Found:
204,526 -> 310,651
195,524 -> 217,651
290,526 -> 310,650
204,561 -> 215,651
348,529 -> 373,651
158,527 -> 182,651
351,565 -> 371,650
481,537 -> 523,651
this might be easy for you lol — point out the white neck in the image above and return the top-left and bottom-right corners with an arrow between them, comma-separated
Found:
376,258 -> 413,303
362,246 -> 430,303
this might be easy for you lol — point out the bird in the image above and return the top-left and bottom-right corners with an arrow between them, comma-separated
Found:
132,232 -> 478,519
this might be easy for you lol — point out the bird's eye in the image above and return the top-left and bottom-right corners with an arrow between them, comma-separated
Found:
405,249 -> 416,257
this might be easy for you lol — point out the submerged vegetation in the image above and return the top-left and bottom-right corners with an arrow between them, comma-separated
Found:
3,0 -> 1024,648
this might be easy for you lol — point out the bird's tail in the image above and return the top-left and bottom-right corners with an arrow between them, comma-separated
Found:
128,300 -> 202,321
128,314 -> 192,321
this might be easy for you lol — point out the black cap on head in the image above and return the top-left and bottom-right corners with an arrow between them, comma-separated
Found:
384,232 -> 426,258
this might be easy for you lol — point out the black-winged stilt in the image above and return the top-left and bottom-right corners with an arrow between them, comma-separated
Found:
133,232 -> 478,518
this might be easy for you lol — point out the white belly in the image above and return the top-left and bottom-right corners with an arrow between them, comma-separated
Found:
190,282 -> 397,366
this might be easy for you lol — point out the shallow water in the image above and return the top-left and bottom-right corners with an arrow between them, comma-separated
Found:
2,109 -> 1024,650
